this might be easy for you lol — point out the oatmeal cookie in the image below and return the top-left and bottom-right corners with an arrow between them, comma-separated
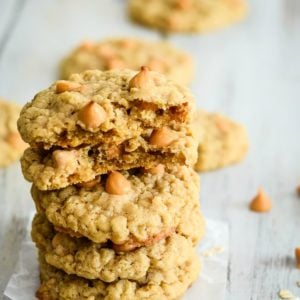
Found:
32,213 -> 201,282
21,126 -> 197,190
128,0 -> 247,33
18,68 -> 195,149
60,38 -> 194,85
0,99 -> 27,167
194,110 -> 248,171
36,250 -> 200,300
31,165 -> 204,245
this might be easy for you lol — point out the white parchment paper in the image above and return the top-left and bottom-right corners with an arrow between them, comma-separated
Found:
4,217 -> 229,300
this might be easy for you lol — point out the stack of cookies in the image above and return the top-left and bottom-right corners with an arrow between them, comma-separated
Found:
18,67 -> 205,299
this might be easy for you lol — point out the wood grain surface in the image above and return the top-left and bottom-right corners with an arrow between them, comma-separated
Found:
0,0 -> 299,299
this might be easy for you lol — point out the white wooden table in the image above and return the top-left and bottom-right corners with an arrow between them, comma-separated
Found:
0,1 -> 299,299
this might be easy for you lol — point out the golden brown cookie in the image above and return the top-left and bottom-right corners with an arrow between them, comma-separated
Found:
60,38 -> 194,85
36,249 -> 200,300
128,0 -> 247,33
31,165 -> 204,245
0,99 -> 27,167
32,213 -> 203,283
194,110 -> 248,171
18,69 -> 196,149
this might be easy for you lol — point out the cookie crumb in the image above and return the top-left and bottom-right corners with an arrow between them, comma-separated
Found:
278,289 -> 296,299
202,246 -> 224,258
249,188 -> 272,213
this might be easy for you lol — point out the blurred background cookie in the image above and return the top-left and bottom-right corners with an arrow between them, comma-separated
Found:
60,38 -> 194,85
0,99 -> 28,168
194,110 -> 248,171
128,0 -> 247,33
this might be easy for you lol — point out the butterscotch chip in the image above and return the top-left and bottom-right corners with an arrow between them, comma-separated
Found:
249,188 -> 272,213
36,247 -> 200,300
77,101 -> 107,130
60,38 -> 194,85
193,110 -> 248,172
55,80 -> 81,93
128,66 -> 152,89
295,247 -> 300,269
32,214 -> 202,284
31,165 -> 204,245
0,99 -> 28,167
128,0 -> 247,33
105,171 -> 131,195
149,127 -> 178,147
18,69 -> 195,149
